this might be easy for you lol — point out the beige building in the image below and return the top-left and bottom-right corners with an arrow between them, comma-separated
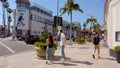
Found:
106,0 -> 120,49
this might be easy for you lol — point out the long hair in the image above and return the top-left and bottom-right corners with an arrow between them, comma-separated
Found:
48,35 -> 54,46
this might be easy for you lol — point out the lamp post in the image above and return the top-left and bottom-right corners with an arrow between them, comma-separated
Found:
7,8 -> 12,36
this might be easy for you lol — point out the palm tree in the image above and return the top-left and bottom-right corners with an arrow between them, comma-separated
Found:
86,16 -> 97,35
83,22 -> 87,43
93,23 -> 101,33
0,0 -> 8,38
60,0 -> 83,44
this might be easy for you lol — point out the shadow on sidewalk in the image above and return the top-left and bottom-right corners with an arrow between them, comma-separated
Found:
99,57 -> 116,61
77,47 -> 91,49
68,60 -> 94,65
53,55 -> 71,61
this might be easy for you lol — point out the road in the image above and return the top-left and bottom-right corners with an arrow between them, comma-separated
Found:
0,37 -> 73,56
0,38 -> 34,56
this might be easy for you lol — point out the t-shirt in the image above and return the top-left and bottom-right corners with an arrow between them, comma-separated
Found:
60,33 -> 65,45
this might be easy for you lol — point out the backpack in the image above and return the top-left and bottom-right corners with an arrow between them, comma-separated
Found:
93,36 -> 100,45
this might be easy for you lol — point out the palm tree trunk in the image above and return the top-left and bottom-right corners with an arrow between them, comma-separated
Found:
2,3 -> 6,38
91,22 -> 93,37
70,11 -> 72,45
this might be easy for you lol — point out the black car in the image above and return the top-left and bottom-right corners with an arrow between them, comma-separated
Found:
25,35 -> 40,44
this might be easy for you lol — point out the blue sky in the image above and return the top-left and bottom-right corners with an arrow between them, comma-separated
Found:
0,0 -> 104,28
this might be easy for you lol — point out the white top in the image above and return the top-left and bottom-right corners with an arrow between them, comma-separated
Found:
60,33 -> 65,45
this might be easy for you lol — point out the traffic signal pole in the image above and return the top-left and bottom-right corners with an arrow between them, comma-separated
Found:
56,0 -> 59,46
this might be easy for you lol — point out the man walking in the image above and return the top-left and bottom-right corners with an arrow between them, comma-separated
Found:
92,33 -> 101,59
59,30 -> 66,63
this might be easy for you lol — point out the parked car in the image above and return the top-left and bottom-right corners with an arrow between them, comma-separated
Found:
25,35 -> 40,44
66,35 -> 70,40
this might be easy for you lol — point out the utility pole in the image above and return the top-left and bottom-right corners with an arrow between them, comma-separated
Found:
12,9 -> 16,39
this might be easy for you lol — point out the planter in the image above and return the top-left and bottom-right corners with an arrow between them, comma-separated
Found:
114,45 -> 120,63
34,47 -> 55,59
34,47 -> 46,59
116,52 -> 120,63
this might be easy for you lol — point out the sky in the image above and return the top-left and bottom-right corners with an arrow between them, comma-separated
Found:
0,0 -> 105,28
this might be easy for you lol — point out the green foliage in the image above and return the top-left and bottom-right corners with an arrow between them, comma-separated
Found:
75,38 -> 85,44
34,42 -> 57,51
86,37 -> 92,42
39,31 -> 49,43
114,46 -> 120,53
34,42 -> 47,51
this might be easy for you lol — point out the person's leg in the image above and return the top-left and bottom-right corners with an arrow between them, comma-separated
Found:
97,44 -> 100,58
61,45 -> 65,59
49,48 -> 53,62
93,45 -> 97,59
46,47 -> 49,64
94,46 -> 97,54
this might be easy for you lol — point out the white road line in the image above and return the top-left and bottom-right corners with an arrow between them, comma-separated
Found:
0,42 -> 15,53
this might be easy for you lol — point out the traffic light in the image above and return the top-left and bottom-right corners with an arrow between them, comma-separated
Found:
58,17 -> 62,26
53,16 -> 63,27
53,16 -> 57,28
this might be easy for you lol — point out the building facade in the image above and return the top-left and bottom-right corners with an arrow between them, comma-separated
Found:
106,0 -> 120,49
15,0 -> 53,36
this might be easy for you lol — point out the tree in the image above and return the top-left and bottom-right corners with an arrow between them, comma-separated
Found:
93,23 -> 102,33
60,0 -> 83,44
86,16 -> 97,34
83,22 -> 87,43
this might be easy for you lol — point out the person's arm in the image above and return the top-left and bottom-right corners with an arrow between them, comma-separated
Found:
63,37 -> 66,44
63,34 -> 66,44
46,39 -> 49,46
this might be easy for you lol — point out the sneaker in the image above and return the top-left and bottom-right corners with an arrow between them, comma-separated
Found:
50,61 -> 53,64
45,60 -> 48,64
61,59 -> 65,63
98,56 -> 100,58
92,55 -> 95,59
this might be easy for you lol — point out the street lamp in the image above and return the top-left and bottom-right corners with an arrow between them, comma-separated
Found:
7,8 -> 12,36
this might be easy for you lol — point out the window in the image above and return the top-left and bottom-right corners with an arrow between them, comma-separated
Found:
41,9 -> 43,14
116,32 -> 120,42
44,11 -> 46,15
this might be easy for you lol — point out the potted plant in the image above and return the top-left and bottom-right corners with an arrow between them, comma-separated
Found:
34,31 -> 57,59
114,45 -> 120,63
34,42 -> 57,59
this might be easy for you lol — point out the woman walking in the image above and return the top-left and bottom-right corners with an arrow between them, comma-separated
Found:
45,34 -> 54,64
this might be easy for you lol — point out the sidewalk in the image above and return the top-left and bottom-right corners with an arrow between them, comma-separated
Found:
0,42 -> 120,68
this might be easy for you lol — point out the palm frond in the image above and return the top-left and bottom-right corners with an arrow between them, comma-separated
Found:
60,7 -> 67,16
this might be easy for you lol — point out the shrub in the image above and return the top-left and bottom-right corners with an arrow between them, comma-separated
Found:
114,46 -> 120,53
39,31 -> 49,43
34,42 -> 57,51
75,38 -> 85,44
86,37 -> 92,42
34,42 -> 47,51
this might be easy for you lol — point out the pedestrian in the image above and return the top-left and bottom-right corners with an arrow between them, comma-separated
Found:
45,34 -> 54,64
92,33 -> 101,59
59,30 -> 66,63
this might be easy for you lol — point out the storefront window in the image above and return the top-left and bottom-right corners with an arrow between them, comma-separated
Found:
116,32 -> 120,42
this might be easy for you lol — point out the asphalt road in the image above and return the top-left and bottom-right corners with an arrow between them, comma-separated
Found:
0,37 -> 73,56
0,39 -> 34,56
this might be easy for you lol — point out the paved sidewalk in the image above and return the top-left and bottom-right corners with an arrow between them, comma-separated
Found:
0,42 -> 120,68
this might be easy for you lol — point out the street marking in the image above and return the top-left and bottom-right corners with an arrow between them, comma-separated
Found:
0,42 -> 15,53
